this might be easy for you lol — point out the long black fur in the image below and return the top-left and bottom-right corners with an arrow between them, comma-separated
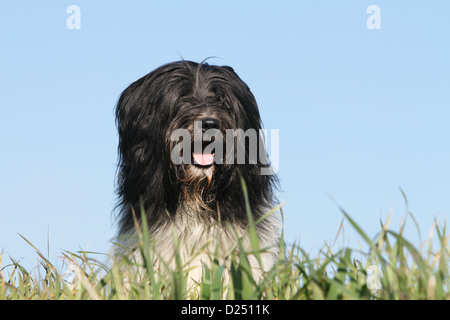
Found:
114,60 -> 278,239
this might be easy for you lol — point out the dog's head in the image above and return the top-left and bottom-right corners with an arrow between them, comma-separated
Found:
115,60 -> 276,232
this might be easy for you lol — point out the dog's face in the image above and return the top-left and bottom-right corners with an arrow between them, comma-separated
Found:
167,99 -> 239,208
163,62 -> 264,210
169,112 -> 230,204
115,61 -> 274,231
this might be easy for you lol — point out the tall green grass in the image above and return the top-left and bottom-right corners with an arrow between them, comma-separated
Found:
1,186 -> 449,300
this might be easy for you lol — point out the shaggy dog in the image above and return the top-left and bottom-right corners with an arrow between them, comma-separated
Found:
113,60 -> 280,286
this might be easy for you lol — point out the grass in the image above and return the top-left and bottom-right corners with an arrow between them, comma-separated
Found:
1,186 -> 449,300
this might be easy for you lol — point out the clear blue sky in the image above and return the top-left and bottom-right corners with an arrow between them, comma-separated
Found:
1,1 -> 449,272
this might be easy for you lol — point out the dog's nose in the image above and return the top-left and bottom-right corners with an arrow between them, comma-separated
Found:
200,117 -> 221,131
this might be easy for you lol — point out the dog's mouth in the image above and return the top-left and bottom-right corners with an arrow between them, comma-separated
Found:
192,151 -> 215,167
191,137 -> 219,167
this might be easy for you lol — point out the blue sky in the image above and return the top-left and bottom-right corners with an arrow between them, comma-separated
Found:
1,1 -> 449,271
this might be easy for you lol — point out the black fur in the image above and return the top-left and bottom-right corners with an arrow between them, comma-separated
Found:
114,60 -> 278,238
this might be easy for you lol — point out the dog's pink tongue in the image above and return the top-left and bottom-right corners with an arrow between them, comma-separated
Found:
193,153 -> 214,166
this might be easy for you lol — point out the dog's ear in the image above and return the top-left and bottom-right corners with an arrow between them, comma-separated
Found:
115,77 -> 146,131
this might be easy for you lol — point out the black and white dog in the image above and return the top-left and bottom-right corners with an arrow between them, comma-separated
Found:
113,60 -> 280,284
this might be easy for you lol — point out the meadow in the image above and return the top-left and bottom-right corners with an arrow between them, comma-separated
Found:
1,184 -> 449,300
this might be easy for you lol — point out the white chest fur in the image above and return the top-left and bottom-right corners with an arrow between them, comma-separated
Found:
112,208 -> 280,290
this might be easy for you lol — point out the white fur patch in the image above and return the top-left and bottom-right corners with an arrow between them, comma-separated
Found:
112,206 -> 280,290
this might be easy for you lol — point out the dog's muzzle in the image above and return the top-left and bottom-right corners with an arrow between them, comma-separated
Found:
192,117 -> 221,167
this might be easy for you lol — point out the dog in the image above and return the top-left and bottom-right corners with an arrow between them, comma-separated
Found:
112,60 -> 280,288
